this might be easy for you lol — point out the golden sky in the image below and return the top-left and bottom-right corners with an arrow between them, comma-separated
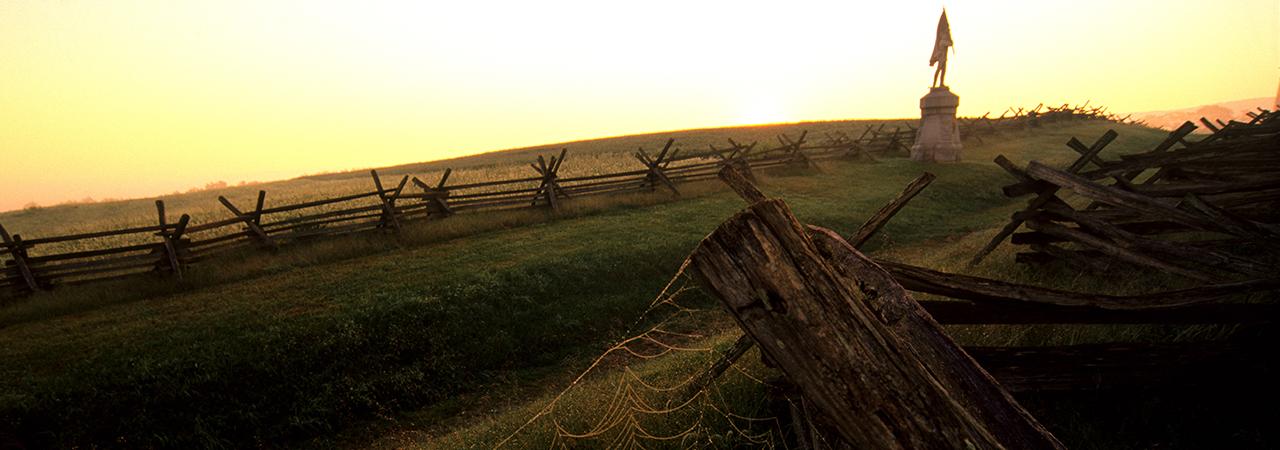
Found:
2,0 -> 1276,211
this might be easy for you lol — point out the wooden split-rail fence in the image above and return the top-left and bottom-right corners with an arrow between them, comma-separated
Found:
960,102 -> 1138,144
688,165 -> 1277,448
0,105 -> 1108,298
971,107 -> 1280,282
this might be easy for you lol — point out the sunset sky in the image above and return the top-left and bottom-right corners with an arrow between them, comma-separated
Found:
2,0 -> 1276,211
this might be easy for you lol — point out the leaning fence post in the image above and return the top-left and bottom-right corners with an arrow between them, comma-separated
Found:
688,198 -> 1028,449
370,170 -> 405,232
635,138 -> 680,196
218,192 -> 278,251
970,130 -> 1119,266
412,168 -> 454,218
529,149 -> 568,210
154,200 -> 189,280
0,223 -> 40,293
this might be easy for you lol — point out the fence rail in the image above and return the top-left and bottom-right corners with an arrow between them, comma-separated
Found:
0,105 -> 1112,298
972,107 -> 1280,283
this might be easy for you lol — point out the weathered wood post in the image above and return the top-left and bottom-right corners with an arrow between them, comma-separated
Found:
713,139 -> 756,181
635,138 -> 680,196
529,149 -> 569,210
218,191 -> 279,251
370,170 -> 407,232
778,130 -> 816,170
695,166 -> 1063,449
849,172 -> 936,247
0,224 -> 40,293
832,130 -> 875,162
153,200 -> 191,280
686,195 -> 1054,448
412,168 -> 454,219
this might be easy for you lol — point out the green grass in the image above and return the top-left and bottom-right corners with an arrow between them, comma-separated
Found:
4,119 -> 1263,449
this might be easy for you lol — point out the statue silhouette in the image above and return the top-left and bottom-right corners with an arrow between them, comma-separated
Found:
931,10 -> 954,88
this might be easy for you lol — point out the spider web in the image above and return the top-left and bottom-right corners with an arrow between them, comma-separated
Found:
496,259 -> 797,449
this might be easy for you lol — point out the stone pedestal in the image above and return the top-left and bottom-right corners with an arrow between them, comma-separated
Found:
910,87 -> 963,162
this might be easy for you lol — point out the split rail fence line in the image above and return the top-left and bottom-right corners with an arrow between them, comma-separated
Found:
0,105 -> 1107,298
971,107 -> 1280,283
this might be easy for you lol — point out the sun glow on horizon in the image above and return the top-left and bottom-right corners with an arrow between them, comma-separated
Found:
0,0 -> 1275,211
733,97 -> 791,126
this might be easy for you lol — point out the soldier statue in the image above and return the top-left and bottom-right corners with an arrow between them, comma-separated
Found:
931,10 -> 954,88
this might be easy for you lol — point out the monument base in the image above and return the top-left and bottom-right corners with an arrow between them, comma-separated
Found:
911,87 -> 963,163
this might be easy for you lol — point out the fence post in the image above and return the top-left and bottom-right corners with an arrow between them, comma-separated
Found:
714,139 -> 756,181
635,138 -> 680,196
0,224 -> 40,293
778,130 -> 817,170
370,170 -> 406,232
153,200 -> 190,280
412,168 -> 454,219
218,191 -> 278,251
529,149 -> 568,210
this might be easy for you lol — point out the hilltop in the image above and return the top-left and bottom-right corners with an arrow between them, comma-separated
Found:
1131,96 -> 1273,130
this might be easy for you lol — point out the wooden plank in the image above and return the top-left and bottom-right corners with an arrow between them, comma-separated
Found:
370,170 -> 402,232
716,165 -> 767,204
24,242 -> 160,263
254,190 -> 386,215
263,212 -> 384,234
922,301 -> 1279,325
272,219 -> 381,241
218,196 -> 279,250
556,169 -> 650,183
1110,121 -> 1198,189
999,130 -> 1119,199
1126,178 -> 1280,198
17,224 -> 171,246
185,230 -> 253,248
183,215 -> 255,234
1037,202 -> 1274,277
29,251 -> 161,275
260,204 -> 384,228
185,239 -> 253,260
1081,143 -> 1276,181
42,259 -> 157,282
1025,162 -> 1237,235
850,172 -> 936,247
154,201 -> 181,278
635,148 -> 681,196
557,181 -> 649,197
810,228 -> 1064,448
876,258 -> 1280,309
1180,193 -> 1280,241
36,253 -> 161,278
1027,219 -> 1217,281
0,224 -> 40,292
970,130 -> 1119,266
689,199 -> 1056,449
436,175 -> 543,191
1199,117 -> 1221,133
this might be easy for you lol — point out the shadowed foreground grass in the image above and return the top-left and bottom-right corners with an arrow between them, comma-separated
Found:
5,120 -> 1259,449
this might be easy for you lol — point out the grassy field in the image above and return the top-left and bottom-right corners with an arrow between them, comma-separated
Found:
3,119 -> 1271,449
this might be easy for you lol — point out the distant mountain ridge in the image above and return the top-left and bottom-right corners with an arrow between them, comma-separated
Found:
1131,97 -> 1274,130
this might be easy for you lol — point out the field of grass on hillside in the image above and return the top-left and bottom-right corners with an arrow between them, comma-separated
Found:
0,119 -> 909,258
4,120 -> 1270,449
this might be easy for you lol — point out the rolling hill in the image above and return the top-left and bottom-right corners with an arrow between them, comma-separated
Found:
3,118 -> 1270,449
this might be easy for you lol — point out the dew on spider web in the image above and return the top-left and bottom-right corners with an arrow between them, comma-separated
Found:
496,259 -> 797,449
